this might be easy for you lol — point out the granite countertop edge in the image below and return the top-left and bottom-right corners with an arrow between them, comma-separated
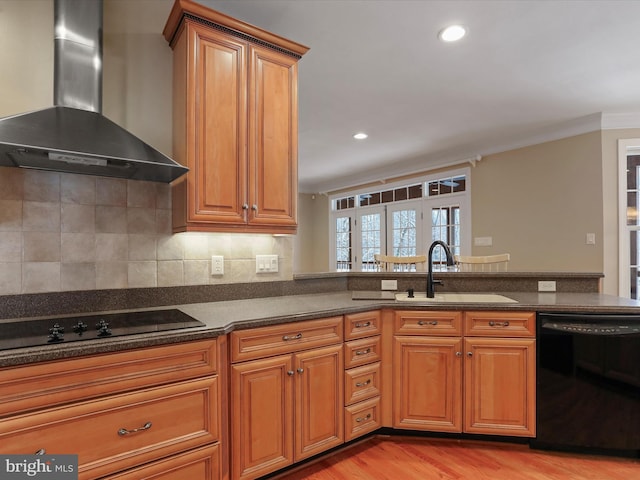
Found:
2,290 -> 640,367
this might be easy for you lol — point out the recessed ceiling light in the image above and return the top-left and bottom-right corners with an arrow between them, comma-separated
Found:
438,25 -> 466,42
353,132 -> 368,140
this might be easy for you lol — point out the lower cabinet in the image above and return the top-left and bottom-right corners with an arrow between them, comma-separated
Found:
102,437 -> 220,480
393,336 -> 463,432
230,318 -> 344,480
0,339 -> 225,480
393,310 -> 536,438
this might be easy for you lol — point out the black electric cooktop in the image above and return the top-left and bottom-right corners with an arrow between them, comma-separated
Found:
0,309 -> 206,351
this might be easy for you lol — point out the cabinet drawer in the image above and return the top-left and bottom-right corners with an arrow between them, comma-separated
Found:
344,336 -> 381,368
345,397 -> 381,441
230,316 -> 343,362
464,311 -> 536,337
0,339 -> 218,417
104,444 -> 220,480
345,361 -> 381,406
0,377 -> 218,480
394,311 -> 462,336
344,310 -> 381,340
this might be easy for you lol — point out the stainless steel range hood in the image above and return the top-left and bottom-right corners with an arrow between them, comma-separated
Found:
0,0 -> 187,183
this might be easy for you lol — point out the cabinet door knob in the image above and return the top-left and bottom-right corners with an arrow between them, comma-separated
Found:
456,351 -> 462,357
251,204 -> 258,211
297,368 -> 304,374
242,204 -> 249,210
467,352 -> 473,357
287,370 -> 295,376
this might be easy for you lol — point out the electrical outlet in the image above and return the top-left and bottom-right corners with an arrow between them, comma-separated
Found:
538,280 -> 556,292
381,279 -> 397,290
211,255 -> 224,275
256,254 -> 279,273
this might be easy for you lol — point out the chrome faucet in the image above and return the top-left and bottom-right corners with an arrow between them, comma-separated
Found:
427,241 -> 455,298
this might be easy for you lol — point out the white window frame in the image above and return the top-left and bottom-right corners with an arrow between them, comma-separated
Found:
328,167 -> 471,272
618,139 -> 640,297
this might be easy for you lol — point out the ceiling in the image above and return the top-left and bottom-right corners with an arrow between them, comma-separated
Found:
202,0 -> 640,193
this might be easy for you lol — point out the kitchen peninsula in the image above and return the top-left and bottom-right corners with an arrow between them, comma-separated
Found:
1,271 -> 639,479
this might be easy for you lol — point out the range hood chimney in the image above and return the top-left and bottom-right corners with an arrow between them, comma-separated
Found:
0,0 -> 187,183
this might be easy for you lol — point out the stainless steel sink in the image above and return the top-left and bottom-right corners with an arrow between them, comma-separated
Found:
395,292 -> 518,303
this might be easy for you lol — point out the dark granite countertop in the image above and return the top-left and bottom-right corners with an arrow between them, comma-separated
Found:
2,290 -> 640,367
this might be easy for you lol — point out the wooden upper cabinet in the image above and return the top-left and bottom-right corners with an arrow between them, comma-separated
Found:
163,0 -> 309,233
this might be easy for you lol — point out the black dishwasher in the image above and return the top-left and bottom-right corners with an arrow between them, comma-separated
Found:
532,312 -> 640,458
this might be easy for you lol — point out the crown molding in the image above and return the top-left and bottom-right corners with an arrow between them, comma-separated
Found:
302,112 -> 640,194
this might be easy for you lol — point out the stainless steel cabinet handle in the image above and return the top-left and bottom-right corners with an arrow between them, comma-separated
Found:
242,204 -> 249,210
287,370 -> 295,376
355,348 -> 371,356
355,379 -> 371,387
297,368 -> 304,374
34,449 -> 46,455
355,321 -> 371,328
418,320 -> 438,326
456,351 -> 462,357
118,421 -> 152,436
282,333 -> 302,341
488,321 -> 510,327
467,352 -> 473,357
251,204 -> 258,211
356,413 -> 372,423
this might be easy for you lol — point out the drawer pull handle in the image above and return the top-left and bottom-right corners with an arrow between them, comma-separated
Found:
355,348 -> 371,356
356,379 -> 371,387
356,413 -> 372,423
355,322 -> 371,328
417,320 -> 438,326
488,321 -> 510,327
118,421 -> 152,436
35,449 -> 46,455
282,333 -> 303,341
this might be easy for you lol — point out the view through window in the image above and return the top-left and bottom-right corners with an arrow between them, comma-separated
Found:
330,169 -> 470,271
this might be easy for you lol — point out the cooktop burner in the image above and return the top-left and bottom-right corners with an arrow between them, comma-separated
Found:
0,309 -> 206,351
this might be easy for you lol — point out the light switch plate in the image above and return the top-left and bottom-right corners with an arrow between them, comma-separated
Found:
474,236 -> 493,247
256,254 -> 278,273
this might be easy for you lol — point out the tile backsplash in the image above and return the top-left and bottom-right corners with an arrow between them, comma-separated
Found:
0,167 -> 293,295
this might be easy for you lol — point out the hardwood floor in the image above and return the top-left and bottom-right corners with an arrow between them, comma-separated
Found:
269,435 -> 640,480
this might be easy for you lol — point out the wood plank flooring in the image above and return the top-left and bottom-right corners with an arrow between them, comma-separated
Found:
270,436 -> 640,480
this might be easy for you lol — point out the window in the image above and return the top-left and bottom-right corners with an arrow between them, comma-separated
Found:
330,168 -> 470,271
335,216 -> 352,271
619,140 -> 640,298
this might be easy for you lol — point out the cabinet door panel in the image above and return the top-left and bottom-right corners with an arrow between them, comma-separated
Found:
464,338 -> 536,437
248,45 -> 298,227
231,355 -> 293,479
294,345 -> 344,461
393,336 -> 462,432
191,25 -> 247,224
